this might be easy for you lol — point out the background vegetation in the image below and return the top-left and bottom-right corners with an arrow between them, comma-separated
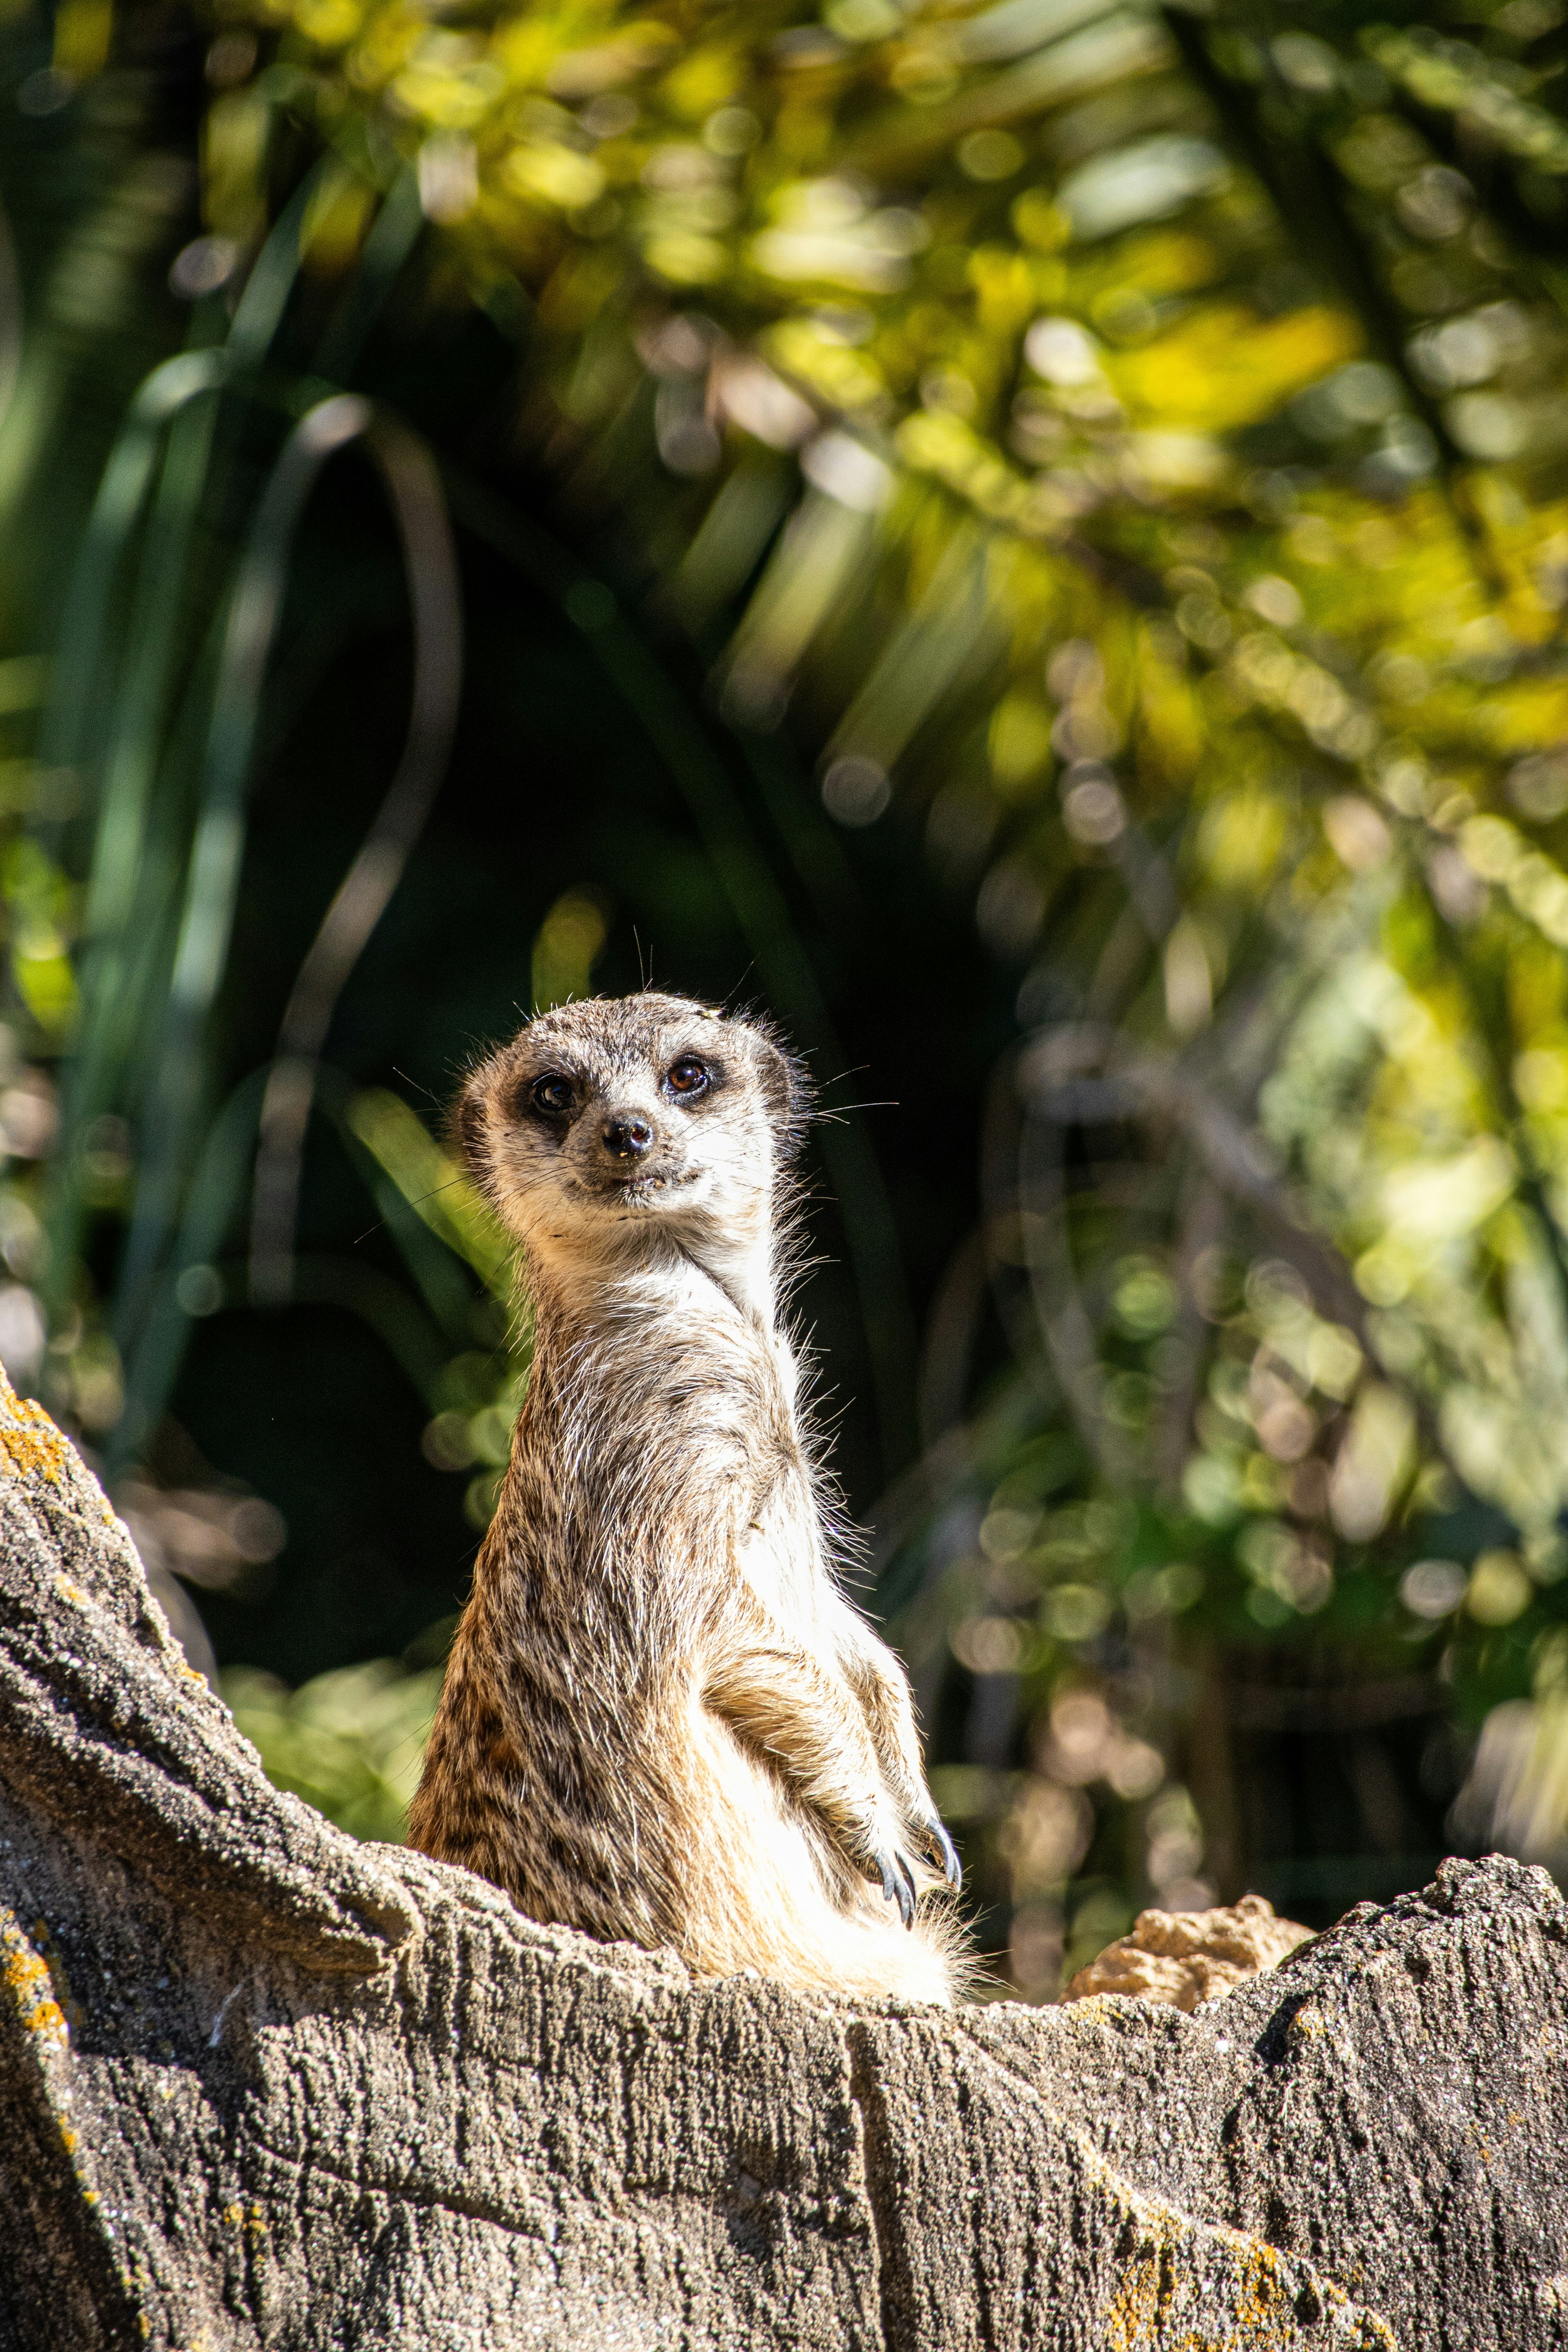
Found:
4,0 -> 1568,1996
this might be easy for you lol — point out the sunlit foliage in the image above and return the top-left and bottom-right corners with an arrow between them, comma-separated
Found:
6,0 -> 1568,1989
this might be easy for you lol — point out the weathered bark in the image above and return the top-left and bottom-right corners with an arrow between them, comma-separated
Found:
1,1378 -> 1565,2350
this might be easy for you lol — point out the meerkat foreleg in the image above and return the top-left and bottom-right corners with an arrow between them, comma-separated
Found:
830,1604 -> 962,1892
703,1601 -> 929,1926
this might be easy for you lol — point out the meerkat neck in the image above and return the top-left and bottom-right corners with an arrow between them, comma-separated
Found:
529,1221 -> 781,1336
678,1226 -> 777,1330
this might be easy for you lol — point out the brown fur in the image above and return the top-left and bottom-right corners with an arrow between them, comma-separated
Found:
408,991 -> 965,2003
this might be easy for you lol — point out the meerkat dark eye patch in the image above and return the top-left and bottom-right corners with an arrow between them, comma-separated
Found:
526,1072 -> 577,1122
665,1055 -> 711,1099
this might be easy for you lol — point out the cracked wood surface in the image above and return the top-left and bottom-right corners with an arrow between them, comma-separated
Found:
0,1372 -> 1565,2349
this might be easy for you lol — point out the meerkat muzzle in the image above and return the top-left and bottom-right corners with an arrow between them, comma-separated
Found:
601,1115 -> 654,1159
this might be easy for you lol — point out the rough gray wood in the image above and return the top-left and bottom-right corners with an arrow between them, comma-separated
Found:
1,1376 -> 1565,2350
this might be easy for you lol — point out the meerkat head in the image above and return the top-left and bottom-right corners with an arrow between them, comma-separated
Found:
453,992 -> 809,1301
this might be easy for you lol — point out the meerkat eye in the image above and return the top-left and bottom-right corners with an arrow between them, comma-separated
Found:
530,1074 -> 576,1120
666,1056 -> 710,1099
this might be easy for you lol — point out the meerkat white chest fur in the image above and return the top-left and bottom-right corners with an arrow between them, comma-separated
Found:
409,991 -> 964,2004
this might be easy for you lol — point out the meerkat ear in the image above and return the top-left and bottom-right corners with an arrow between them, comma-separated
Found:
744,1017 -> 811,1167
448,1070 -> 490,1180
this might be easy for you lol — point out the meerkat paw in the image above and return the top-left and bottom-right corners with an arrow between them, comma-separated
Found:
842,1797 -> 923,1929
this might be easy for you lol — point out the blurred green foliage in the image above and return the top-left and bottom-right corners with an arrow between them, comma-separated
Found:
225,1654 -> 446,1840
7,0 -> 1568,1995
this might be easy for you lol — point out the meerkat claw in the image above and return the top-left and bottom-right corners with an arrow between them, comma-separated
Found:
875,1849 -> 917,1929
923,1817 -> 962,1891
898,1852 -> 919,1924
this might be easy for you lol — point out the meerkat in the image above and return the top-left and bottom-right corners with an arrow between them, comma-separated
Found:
408,991 -> 965,2005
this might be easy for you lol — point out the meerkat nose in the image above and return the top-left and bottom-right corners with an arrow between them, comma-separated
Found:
602,1115 -> 654,1160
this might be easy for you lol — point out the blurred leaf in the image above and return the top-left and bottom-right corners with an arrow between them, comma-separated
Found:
225,1657 -> 443,1842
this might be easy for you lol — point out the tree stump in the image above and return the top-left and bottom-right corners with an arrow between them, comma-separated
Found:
1,1373 -> 1564,2349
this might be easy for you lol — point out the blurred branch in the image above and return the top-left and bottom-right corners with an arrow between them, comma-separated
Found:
1154,1176 -> 1224,1498
1018,1096 -> 1140,1486
1161,3 -> 1501,588
0,193 -> 20,443
249,416 -> 462,1308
